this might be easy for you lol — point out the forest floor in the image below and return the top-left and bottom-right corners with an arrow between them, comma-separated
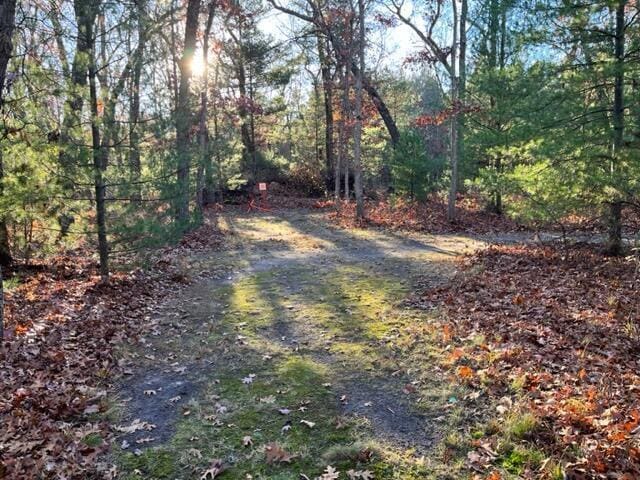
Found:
111,208 -> 493,479
2,203 -> 638,480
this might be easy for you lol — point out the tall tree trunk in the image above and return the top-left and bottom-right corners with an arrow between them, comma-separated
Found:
86,6 -> 109,282
0,0 -> 16,107
447,0 -> 460,221
59,0 -> 94,175
128,0 -> 146,201
248,64 -> 258,180
353,0 -> 365,220
232,38 -> 257,179
318,35 -> 334,194
0,150 -> 10,267
175,0 -> 202,224
211,61 -> 224,201
0,0 -> 12,267
197,1 -> 216,211
335,63 -> 346,201
607,0 -> 626,255
458,0 -> 467,203
170,0 -> 180,107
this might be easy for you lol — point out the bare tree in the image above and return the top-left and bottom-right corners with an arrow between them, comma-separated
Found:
267,0 -> 400,147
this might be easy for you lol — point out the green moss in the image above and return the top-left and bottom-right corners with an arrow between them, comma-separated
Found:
82,433 -> 103,447
500,445 -> 545,474
278,357 -> 329,387
119,449 -> 177,479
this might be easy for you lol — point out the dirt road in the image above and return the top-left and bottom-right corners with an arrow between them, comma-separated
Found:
113,209 -> 486,479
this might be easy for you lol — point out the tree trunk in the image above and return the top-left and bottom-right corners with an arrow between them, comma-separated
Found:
447,0 -> 460,221
59,0 -> 94,175
248,64 -> 258,180
607,0 -> 626,255
353,0 -> 365,220
0,0 -> 14,267
128,0 -> 146,201
318,35 -> 334,194
87,12 -> 109,283
0,0 -> 16,108
211,62 -> 224,202
0,150 -> 11,267
175,0 -> 201,224
335,63 -> 347,202
447,76 -> 459,222
361,75 -> 400,147
458,0 -> 467,201
235,53 -> 257,178
197,1 -> 216,211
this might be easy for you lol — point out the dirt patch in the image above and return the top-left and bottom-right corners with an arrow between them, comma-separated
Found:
336,374 -> 434,453
116,369 -> 200,447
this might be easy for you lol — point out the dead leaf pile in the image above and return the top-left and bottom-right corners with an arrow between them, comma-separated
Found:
418,244 -> 640,477
0,219 -> 225,478
326,196 -> 522,234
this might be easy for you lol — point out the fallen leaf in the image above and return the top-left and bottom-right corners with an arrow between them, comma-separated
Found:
265,443 -> 295,464
201,459 -> 225,479
317,465 -> 339,480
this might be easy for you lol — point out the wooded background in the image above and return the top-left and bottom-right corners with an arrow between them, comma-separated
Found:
0,0 -> 638,281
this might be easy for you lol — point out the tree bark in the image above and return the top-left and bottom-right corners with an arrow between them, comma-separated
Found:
607,0 -> 626,255
86,6 -> 109,282
128,0 -> 146,201
335,64 -> 347,201
342,63 -> 350,201
317,34 -> 334,193
0,0 -> 13,267
0,150 -> 11,267
197,1 -> 216,211
59,0 -> 94,175
447,0 -> 460,221
211,61 -> 224,201
0,0 -> 16,108
175,0 -> 202,224
353,0 -> 365,220
229,24 -> 258,180
458,0 -> 467,203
